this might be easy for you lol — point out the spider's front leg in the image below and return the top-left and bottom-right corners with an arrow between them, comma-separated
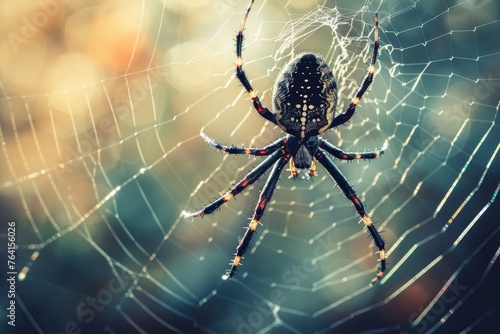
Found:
224,157 -> 288,279
201,133 -> 287,156
182,148 -> 284,218
316,149 -> 386,285
235,0 -> 277,125
329,13 -> 379,129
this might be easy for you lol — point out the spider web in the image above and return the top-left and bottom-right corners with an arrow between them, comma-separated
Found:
1,0 -> 499,333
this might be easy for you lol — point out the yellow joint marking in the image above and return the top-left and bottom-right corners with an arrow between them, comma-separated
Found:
362,214 -> 372,227
368,64 -> 375,75
238,2 -> 253,35
244,149 -> 251,154
233,255 -> 242,266
249,90 -> 257,99
309,157 -> 317,176
223,193 -> 234,202
353,97 -> 360,106
239,16 -> 248,33
249,219 -> 259,231
236,56 -> 243,67
379,249 -> 386,260
290,158 -> 297,177
355,153 -> 361,159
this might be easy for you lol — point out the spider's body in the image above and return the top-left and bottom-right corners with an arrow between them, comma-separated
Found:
274,53 -> 338,139
183,0 -> 387,285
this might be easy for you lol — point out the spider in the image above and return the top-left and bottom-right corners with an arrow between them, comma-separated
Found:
183,0 -> 386,285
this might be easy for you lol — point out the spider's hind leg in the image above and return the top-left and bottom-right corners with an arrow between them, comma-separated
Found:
201,133 -> 287,156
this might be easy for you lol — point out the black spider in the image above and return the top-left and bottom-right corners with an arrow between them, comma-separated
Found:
183,0 -> 386,285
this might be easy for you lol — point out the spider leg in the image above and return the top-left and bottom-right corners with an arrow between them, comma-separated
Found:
201,133 -> 287,156
236,0 -> 277,125
182,148 -> 285,218
329,14 -> 379,129
319,138 -> 387,160
316,149 -> 386,285
224,157 -> 288,279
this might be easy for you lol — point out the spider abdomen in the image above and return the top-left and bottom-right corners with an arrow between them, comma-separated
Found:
273,53 -> 338,138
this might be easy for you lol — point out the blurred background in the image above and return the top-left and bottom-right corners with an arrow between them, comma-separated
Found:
0,0 -> 499,333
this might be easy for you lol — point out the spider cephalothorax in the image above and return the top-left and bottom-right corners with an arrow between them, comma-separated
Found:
286,136 -> 319,176
183,0 -> 387,285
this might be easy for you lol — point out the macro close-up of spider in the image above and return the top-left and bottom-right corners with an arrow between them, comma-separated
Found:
183,0 -> 387,285
5,0 -> 500,331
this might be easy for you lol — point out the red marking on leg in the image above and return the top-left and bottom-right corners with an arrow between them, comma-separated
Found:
258,198 -> 267,211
